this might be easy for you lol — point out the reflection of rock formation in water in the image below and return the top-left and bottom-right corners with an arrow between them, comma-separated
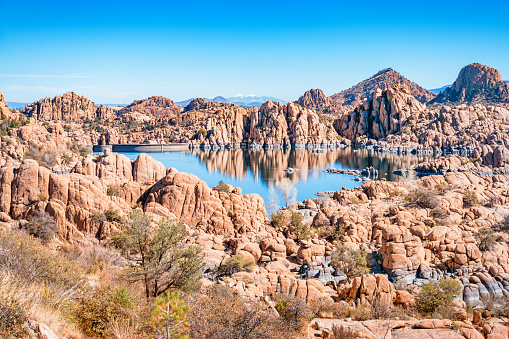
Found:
191,149 -> 433,184
333,148 -> 433,181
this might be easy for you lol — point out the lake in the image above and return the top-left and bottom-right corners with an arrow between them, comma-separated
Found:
119,148 -> 433,210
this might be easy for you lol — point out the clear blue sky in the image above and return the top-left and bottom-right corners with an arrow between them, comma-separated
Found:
0,0 -> 508,104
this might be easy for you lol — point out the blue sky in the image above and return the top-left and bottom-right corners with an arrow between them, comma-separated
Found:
0,0 -> 508,104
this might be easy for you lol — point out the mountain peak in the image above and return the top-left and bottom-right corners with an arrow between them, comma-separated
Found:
432,63 -> 508,104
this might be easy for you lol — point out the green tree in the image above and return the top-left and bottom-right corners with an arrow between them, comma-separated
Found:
331,244 -> 369,279
112,209 -> 205,299
415,278 -> 462,315
288,212 -> 310,242
151,291 -> 190,339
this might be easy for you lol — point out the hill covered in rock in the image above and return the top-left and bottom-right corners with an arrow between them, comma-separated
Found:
432,63 -> 509,105
118,95 -> 181,117
298,68 -> 436,114
24,92 -> 116,121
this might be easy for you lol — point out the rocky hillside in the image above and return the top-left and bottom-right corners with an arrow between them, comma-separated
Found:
298,68 -> 436,114
333,84 -> 509,159
118,95 -> 181,117
190,100 -> 340,148
432,63 -> 509,104
24,92 -> 116,121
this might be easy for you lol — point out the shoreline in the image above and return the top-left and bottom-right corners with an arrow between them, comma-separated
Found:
91,141 -> 475,157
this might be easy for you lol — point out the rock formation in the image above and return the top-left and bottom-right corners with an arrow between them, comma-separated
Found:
432,63 -> 509,104
296,89 -> 334,114
118,95 -> 181,117
298,68 -> 436,114
0,90 -> 12,119
24,92 -> 115,121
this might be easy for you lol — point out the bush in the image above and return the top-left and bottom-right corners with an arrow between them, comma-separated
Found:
24,147 -> 58,168
188,285 -> 297,339
309,297 -> 348,318
107,184 -> 122,197
150,291 -> 190,339
112,209 -> 205,298
404,187 -> 440,209
75,285 -> 135,337
198,127 -> 207,138
79,147 -> 90,156
475,228 -> 497,251
271,214 -> 283,230
25,210 -> 59,243
213,180 -> 230,193
37,193 -> 48,202
330,324 -> 357,339
0,298 -> 28,337
288,212 -> 310,242
331,244 -> 369,279
104,208 -> 121,222
463,190 -> 478,208
478,115 -> 486,121
274,295 -> 311,333
415,278 -> 461,316
213,255 -> 255,277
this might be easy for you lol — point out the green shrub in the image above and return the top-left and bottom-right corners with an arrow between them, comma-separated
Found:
477,116 -> 486,121
37,193 -> 48,202
271,214 -> 283,229
106,184 -> 122,197
75,285 -> 135,337
213,180 -> 230,193
198,127 -> 207,138
415,278 -> 461,316
274,295 -> 311,333
288,212 -> 310,241
79,147 -> 90,156
331,244 -> 369,279
213,255 -> 255,277
104,208 -> 121,222
475,228 -> 497,251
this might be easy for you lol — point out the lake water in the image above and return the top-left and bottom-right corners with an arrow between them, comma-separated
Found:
119,148 -> 433,210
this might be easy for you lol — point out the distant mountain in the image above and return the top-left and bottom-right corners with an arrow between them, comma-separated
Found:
175,95 -> 287,108
7,102 -> 29,109
226,95 -> 287,105
297,68 -> 436,114
428,85 -> 451,95
431,63 -> 509,104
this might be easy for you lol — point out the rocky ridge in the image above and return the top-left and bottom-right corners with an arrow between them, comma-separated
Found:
298,68 -> 436,114
433,63 -> 509,105
25,92 -> 116,121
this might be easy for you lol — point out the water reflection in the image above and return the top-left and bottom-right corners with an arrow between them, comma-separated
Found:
119,149 -> 433,205
191,148 -> 433,183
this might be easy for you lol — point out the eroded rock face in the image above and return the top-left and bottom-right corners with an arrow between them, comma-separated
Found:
336,84 -> 425,141
433,63 -> 509,104
0,90 -> 12,119
141,168 -> 268,236
0,152 -> 167,241
296,89 -> 334,114
24,92 -> 115,121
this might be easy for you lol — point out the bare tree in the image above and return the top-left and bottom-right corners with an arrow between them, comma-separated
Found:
267,184 -> 280,216
275,178 -> 297,208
